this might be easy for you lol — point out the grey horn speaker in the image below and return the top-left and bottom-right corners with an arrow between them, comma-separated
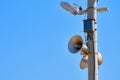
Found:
68,35 -> 83,53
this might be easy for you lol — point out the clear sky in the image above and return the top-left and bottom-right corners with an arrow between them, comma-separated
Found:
0,0 -> 120,80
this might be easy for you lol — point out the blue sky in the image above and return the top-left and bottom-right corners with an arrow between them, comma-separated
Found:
0,0 -> 120,80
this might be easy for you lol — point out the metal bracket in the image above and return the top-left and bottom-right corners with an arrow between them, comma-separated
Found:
79,7 -> 109,15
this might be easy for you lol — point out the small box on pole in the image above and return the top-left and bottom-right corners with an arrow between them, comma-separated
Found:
84,19 -> 95,33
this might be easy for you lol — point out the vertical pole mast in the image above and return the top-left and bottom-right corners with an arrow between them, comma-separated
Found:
87,0 -> 98,80
60,1 -> 108,80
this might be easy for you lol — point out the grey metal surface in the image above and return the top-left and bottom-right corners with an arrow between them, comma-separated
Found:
87,0 -> 98,80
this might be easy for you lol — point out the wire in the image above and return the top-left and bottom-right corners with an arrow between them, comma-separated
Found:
84,14 -> 87,20
84,33 -> 87,45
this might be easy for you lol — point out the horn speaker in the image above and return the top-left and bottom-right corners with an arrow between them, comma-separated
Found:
80,52 -> 103,69
97,52 -> 103,65
68,35 -> 83,53
80,56 -> 88,69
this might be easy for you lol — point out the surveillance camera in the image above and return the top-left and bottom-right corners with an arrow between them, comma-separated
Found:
60,1 -> 78,15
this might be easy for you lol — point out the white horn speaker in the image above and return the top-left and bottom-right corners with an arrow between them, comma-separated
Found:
80,52 -> 103,69
80,56 -> 88,69
97,52 -> 103,65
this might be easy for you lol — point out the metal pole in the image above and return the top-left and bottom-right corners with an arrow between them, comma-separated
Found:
87,0 -> 98,80
60,1 -> 108,80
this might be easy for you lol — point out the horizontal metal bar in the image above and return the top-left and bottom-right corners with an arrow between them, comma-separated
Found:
78,7 -> 108,15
